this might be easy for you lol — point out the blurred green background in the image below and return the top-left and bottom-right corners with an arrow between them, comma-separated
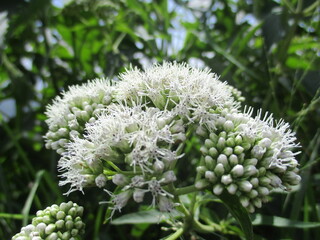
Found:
0,0 -> 319,239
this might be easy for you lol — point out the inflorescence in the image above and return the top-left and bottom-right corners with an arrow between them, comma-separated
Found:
44,62 -> 301,215
12,202 -> 85,240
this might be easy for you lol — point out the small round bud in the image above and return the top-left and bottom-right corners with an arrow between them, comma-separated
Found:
205,171 -> 217,183
244,165 -> 258,177
112,174 -> 129,186
231,164 -> 244,177
214,163 -> 225,176
213,183 -> 224,195
228,154 -> 238,166
226,137 -> 235,147
227,183 -> 238,194
223,120 -> 234,131
205,139 -> 214,148
234,146 -> 244,155
257,187 -> 270,196
162,170 -> 177,183
204,155 -> 215,170
133,189 -> 145,203
217,154 -> 228,166
248,189 -> 258,198
209,133 -> 218,142
153,161 -> 165,172
208,147 -> 218,157
240,196 -> 250,208
200,146 -> 208,155
235,135 -> 243,145
196,166 -> 207,175
56,211 -> 66,220
45,224 -> 56,235
95,174 -> 107,188
221,174 -> 233,185
251,145 -> 266,159
238,181 -> 253,192
217,137 -> 226,151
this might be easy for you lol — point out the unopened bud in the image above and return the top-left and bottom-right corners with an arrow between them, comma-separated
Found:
195,179 -> 209,189
112,174 -> 129,186
213,183 -> 224,195
208,147 -> 218,157
238,181 -> 253,192
231,164 -> 244,177
95,174 -> 107,188
204,155 -> 215,170
162,171 -> 177,183
214,163 -> 225,176
133,189 -> 145,203
227,183 -> 238,194
221,174 -> 233,185
205,171 -> 217,182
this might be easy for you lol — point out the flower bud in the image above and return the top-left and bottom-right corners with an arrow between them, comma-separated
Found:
162,170 -> 177,183
257,187 -> 270,196
217,137 -> 226,151
200,146 -> 208,155
204,155 -> 215,170
95,174 -> 107,188
205,171 -> 217,183
231,164 -> 244,177
248,189 -> 258,198
234,146 -> 244,155
45,224 -> 56,235
253,198 -> 262,208
112,174 -> 129,186
223,120 -> 234,132
227,183 -> 238,195
226,137 -> 235,147
244,165 -> 258,177
196,166 -> 207,175
223,147 -> 233,156
217,154 -> 228,166
209,133 -> 218,142
208,147 -> 218,158
258,138 -> 272,148
221,174 -> 233,185
244,158 -> 258,166
240,196 -> 250,208
238,181 -> 253,192
213,183 -> 224,195
153,161 -> 165,172
205,139 -> 214,148
228,154 -> 238,166
250,178 -> 259,188
195,179 -> 209,189
235,135 -> 243,145
251,145 -> 266,159
133,189 -> 145,203
196,125 -> 208,137
214,163 -> 225,176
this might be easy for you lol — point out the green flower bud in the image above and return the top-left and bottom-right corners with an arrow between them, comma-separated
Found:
235,135 -> 243,145
200,146 -> 208,155
250,178 -> 259,188
228,154 -> 238,166
204,155 -> 216,170
257,186 -> 270,196
208,147 -> 218,158
234,146 -> 244,155
209,132 -> 218,142
214,163 -> 225,176
223,147 -> 233,156
45,224 -> 56,235
248,189 -> 258,198
112,174 -> 130,186
217,137 -> 226,151
226,137 -> 235,147
196,166 -> 207,175
244,165 -> 258,177
205,139 -> 214,148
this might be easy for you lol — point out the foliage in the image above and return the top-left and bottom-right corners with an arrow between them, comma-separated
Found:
0,0 -> 319,239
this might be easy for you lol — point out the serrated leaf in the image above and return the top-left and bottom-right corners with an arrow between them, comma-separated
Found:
111,209 -> 182,225
252,214 -> 320,228
219,191 -> 253,240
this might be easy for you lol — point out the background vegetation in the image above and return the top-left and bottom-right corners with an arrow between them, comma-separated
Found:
0,0 -> 319,239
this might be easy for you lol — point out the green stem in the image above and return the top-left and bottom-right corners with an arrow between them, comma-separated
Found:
163,228 -> 184,240
175,185 -> 198,196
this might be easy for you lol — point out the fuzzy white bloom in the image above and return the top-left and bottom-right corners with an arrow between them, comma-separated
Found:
45,78 -> 114,153
116,62 -> 239,116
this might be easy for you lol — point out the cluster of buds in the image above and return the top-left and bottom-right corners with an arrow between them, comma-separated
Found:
12,202 -> 85,240
44,79 -> 113,154
195,109 -> 300,212
44,62 -> 300,215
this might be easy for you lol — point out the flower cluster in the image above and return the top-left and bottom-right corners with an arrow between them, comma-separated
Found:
44,62 -> 300,215
12,201 -> 85,240
196,108 -> 300,212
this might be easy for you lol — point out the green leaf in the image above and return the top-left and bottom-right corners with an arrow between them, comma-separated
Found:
252,214 -> 320,228
112,209 -> 181,225
219,191 -> 253,240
